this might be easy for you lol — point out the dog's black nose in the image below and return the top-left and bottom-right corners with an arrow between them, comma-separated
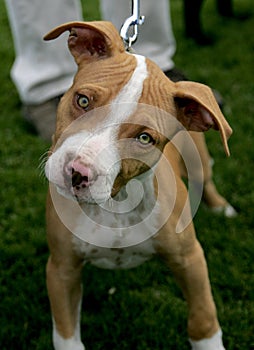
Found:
71,169 -> 91,189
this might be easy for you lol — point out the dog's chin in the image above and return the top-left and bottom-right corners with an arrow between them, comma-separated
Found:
56,185 -> 111,205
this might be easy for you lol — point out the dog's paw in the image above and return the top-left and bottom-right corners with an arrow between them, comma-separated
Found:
210,203 -> 238,218
53,330 -> 85,350
189,329 -> 226,350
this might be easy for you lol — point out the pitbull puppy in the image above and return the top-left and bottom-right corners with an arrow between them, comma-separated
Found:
44,21 -> 231,350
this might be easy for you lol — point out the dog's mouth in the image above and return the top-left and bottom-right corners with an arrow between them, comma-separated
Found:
56,182 -> 113,205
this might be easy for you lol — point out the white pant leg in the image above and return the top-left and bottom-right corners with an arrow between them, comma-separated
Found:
5,0 -> 83,104
100,0 -> 176,71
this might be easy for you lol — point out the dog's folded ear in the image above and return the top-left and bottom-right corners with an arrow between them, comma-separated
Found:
173,81 -> 232,156
44,21 -> 125,64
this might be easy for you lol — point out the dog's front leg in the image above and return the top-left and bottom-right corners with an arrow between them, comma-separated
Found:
175,241 -> 224,350
46,195 -> 85,350
46,255 -> 84,350
157,228 -> 225,350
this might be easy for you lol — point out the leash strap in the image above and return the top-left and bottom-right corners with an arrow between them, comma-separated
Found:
120,0 -> 145,51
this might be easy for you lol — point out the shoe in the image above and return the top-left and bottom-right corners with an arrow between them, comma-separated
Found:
23,96 -> 61,142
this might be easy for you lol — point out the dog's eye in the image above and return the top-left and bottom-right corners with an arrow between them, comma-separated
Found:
77,95 -> 90,109
136,133 -> 154,145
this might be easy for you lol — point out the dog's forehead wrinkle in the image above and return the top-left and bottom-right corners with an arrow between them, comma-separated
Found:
117,56 -> 147,98
75,53 -> 136,94
106,54 -> 148,123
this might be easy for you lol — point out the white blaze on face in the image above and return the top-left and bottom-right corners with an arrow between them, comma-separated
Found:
45,54 -> 148,202
106,54 -> 148,123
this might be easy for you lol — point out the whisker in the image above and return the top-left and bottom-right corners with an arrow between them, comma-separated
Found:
38,149 -> 51,180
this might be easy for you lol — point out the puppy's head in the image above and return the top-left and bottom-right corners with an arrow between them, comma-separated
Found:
44,21 -> 232,204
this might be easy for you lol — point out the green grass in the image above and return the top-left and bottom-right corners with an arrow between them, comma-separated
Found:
0,0 -> 253,349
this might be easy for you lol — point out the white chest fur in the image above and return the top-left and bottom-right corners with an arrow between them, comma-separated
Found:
73,237 -> 156,269
72,173 -> 159,269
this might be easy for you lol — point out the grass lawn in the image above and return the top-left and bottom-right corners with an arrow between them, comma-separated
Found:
0,0 -> 253,349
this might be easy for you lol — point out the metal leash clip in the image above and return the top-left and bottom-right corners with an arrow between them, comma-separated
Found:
120,0 -> 145,51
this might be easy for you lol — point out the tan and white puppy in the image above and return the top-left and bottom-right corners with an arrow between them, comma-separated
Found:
44,21 -> 231,350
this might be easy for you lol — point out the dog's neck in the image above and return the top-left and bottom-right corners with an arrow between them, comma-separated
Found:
73,170 -> 160,248
95,168 -> 155,214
